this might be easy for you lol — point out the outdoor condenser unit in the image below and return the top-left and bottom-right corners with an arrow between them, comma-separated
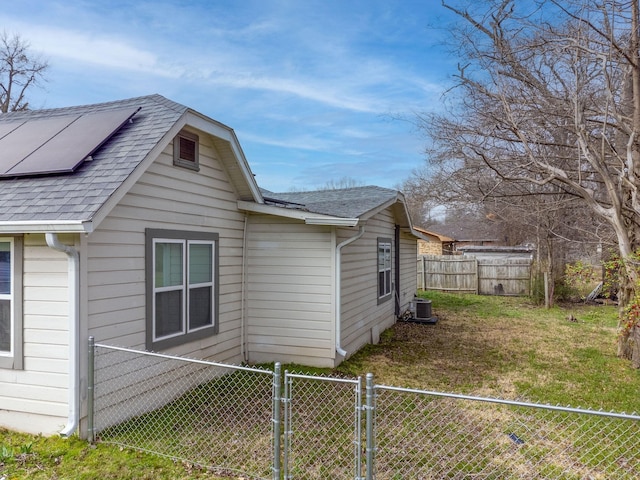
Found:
409,298 -> 438,324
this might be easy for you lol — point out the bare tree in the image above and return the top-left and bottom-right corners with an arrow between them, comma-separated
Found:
418,0 -> 640,365
0,31 -> 48,113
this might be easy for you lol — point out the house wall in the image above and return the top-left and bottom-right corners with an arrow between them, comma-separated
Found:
418,238 -> 443,255
86,130 -> 247,362
0,234 -> 72,434
399,229 -> 419,311
338,209 -> 417,361
245,216 -> 335,367
75,131 -> 250,434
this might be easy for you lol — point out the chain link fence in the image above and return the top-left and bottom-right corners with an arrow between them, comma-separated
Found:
89,340 -> 640,479
90,341 -> 276,479
373,385 -> 639,479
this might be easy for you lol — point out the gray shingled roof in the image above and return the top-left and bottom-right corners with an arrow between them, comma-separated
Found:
262,186 -> 400,219
0,94 -> 187,224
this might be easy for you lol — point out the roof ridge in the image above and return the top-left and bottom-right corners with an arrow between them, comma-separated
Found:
0,94 -> 188,120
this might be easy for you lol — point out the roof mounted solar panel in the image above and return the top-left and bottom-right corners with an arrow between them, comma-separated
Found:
0,116 -> 73,175
0,120 -> 24,140
0,106 -> 140,178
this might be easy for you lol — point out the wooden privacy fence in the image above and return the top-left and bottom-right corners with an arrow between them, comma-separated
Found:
417,255 -> 532,296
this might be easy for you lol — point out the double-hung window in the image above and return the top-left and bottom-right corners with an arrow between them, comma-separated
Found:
377,238 -> 392,303
146,229 -> 218,350
0,237 -> 23,369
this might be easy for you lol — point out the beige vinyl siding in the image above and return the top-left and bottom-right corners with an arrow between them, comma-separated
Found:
246,216 -> 335,367
399,229 -> 418,309
86,131 -> 246,363
339,209 -> 411,360
0,234 -> 70,434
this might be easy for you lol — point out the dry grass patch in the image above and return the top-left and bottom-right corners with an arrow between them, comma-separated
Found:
339,291 -> 639,412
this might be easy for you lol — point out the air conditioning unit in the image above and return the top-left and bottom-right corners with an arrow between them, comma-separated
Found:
409,298 -> 438,324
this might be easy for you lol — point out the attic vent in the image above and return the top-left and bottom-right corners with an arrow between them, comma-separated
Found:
173,130 -> 199,171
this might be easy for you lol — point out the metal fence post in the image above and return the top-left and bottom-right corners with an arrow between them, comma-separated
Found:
365,373 -> 375,480
273,362 -> 282,480
283,370 -> 291,479
355,376 -> 363,480
87,336 -> 95,443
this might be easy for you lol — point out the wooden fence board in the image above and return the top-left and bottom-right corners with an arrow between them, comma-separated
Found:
418,255 -> 531,296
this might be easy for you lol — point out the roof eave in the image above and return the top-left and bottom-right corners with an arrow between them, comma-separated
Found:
0,220 -> 94,234
237,200 -> 359,226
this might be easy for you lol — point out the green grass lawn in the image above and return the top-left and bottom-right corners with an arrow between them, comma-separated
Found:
1,292 -> 638,479
339,291 -> 639,413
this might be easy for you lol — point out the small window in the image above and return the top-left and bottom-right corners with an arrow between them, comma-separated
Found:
173,130 -> 199,171
0,237 -> 23,370
377,238 -> 392,303
146,229 -> 218,351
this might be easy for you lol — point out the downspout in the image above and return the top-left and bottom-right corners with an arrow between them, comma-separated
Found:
394,225 -> 401,317
335,226 -> 365,357
240,214 -> 248,363
45,233 -> 80,437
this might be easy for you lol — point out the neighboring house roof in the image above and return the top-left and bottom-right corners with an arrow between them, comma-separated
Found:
0,94 -> 262,233
414,226 -> 454,243
458,245 -> 534,255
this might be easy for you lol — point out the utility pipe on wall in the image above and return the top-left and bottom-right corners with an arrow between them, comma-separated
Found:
45,233 -> 80,437
335,226 -> 365,358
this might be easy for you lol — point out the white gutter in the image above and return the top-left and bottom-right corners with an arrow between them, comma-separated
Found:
0,220 -> 93,234
335,226 -> 365,357
45,233 -> 80,437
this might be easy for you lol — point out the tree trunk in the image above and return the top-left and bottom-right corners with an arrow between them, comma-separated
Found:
616,270 -> 640,367
617,0 -> 640,367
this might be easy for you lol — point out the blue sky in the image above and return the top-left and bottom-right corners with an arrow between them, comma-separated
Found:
1,1 -> 458,192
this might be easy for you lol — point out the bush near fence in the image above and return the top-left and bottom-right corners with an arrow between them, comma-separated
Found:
90,341 -> 639,480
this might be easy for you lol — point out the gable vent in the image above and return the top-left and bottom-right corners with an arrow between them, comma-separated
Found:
179,136 -> 196,162
173,130 -> 199,171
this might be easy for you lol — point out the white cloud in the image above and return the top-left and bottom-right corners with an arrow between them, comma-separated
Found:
7,22 -> 169,77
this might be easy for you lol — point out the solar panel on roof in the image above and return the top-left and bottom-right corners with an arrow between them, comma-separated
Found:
0,106 -> 140,178
0,120 -> 24,140
0,116 -> 74,175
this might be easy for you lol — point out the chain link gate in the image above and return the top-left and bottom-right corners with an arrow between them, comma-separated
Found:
283,371 -> 364,479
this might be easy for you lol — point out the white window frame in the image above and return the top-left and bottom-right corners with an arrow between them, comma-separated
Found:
152,238 -> 187,342
377,238 -> 392,303
0,237 -> 23,370
146,229 -> 218,351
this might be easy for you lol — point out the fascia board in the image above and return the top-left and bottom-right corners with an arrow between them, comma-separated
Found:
184,111 -> 263,203
0,220 -> 93,234
358,195 -> 399,221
